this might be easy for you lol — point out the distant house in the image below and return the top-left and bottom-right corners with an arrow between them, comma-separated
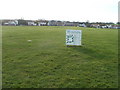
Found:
48,20 -> 57,26
27,20 -> 36,26
56,21 -> 64,26
38,20 -> 48,26
2,20 -> 18,26
90,24 -> 100,28
73,22 -> 79,27
106,25 -> 112,28
118,24 -> 120,29
64,21 -> 74,26
111,24 -> 119,29
79,23 -> 86,27
101,25 -> 107,28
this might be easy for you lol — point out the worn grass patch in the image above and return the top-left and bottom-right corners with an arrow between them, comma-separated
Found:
2,26 -> 118,88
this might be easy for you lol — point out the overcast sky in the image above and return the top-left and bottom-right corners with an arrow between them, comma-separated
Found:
0,0 -> 119,23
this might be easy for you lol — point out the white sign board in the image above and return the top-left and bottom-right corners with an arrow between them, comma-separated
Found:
66,30 -> 82,46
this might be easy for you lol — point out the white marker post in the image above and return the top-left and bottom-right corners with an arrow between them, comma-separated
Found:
66,30 -> 82,46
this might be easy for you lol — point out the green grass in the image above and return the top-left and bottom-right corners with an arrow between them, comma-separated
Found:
2,26 -> 118,88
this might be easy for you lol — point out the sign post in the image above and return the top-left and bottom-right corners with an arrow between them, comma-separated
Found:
66,30 -> 82,46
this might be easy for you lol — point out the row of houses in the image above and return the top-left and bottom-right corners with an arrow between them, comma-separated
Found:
90,24 -> 120,29
26,20 -> 82,27
1,20 -> 18,26
1,19 -> 84,27
1,19 -> 120,29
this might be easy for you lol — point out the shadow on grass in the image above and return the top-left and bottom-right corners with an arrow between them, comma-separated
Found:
67,46 -> 107,60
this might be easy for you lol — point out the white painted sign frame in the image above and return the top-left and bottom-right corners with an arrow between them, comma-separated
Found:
66,30 -> 82,46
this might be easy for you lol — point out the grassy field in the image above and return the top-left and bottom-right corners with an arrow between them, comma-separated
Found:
2,26 -> 118,88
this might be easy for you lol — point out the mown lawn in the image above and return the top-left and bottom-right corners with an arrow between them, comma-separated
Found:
2,26 -> 118,88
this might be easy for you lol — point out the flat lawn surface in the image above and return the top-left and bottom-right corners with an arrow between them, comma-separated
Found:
2,26 -> 118,88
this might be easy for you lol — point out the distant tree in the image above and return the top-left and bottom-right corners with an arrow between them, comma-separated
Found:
84,20 -> 91,27
106,22 -> 114,25
34,21 -> 38,25
18,19 -> 27,25
117,22 -> 120,24
86,20 -> 90,23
